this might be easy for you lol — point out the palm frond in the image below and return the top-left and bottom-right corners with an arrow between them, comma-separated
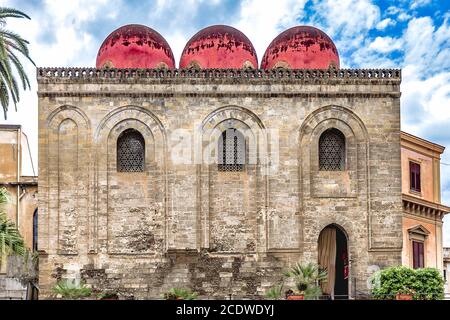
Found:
0,81 -> 9,117
8,51 -> 31,90
0,188 -> 27,266
0,187 -> 9,205
0,6 -> 33,119
4,39 -> 35,65
0,7 -> 31,21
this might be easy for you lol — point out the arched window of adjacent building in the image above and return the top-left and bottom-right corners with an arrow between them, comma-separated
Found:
319,128 -> 346,171
33,209 -> 38,252
218,128 -> 245,172
117,129 -> 145,172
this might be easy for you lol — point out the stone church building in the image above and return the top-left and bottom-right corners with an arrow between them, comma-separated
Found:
36,24 -> 428,299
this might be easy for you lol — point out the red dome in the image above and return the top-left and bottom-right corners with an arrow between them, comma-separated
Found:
179,25 -> 258,69
261,26 -> 340,69
96,24 -> 175,69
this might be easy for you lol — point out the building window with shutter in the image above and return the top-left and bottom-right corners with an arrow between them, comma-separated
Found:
410,161 -> 421,193
218,128 -> 245,172
117,129 -> 145,172
319,128 -> 346,171
412,240 -> 425,269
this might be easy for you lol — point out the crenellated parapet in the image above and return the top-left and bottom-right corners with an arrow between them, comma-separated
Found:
37,67 -> 401,82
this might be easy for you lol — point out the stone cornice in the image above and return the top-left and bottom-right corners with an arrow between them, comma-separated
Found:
401,131 -> 445,157
402,193 -> 450,221
37,67 -> 401,83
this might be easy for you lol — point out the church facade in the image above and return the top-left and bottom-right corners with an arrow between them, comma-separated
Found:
37,25 -> 404,299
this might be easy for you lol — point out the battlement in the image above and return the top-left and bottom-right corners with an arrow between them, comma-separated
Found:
37,67 -> 401,83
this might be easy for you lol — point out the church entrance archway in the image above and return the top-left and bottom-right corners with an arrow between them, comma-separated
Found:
318,224 -> 349,299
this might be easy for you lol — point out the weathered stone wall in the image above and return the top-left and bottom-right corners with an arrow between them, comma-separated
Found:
37,68 -> 403,299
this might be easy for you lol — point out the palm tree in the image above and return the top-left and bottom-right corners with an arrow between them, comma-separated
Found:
0,7 -> 35,119
0,187 -> 26,269
284,262 -> 328,299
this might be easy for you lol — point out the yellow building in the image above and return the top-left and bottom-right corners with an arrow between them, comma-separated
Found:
0,125 -> 38,253
401,132 -> 450,271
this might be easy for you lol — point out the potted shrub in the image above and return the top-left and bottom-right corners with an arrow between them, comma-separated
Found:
370,266 -> 444,300
283,262 -> 327,300
396,288 -> 415,300
163,288 -> 198,300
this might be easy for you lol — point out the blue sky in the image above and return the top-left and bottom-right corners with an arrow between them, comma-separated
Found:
1,0 -> 449,244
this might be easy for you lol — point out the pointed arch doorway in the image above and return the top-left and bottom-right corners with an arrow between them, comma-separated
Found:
318,224 -> 349,299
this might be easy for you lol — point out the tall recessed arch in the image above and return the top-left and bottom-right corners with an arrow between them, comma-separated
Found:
197,106 -> 269,252
95,106 -> 167,254
44,105 -> 91,255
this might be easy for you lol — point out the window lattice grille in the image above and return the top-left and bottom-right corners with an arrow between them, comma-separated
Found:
117,129 -> 145,172
319,129 -> 345,171
218,128 -> 245,172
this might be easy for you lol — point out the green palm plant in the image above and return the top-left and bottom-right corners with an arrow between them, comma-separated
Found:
265,283 -> 284,300
284,262 -> 328,299
52,279 -> 92,299
0,7 -> 35,119
0,187 -> 27,267
163,288 -> 198,300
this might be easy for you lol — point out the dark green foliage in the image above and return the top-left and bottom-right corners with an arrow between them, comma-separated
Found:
371,266 -> 444,300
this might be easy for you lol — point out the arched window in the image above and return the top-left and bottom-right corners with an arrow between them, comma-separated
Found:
218,128 -> 245,172
117,129 -> 145,172
319,128 -> 345,171
33,209 -> 38,252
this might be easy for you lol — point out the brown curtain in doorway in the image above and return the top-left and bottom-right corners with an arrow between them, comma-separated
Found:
318,227 -> 337,298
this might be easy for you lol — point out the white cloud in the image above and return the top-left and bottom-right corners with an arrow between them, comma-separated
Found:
306,0 -> 382,68
386,5 -> 412,22
309,0 -> 380,38
234,0 -> 307,61
398,12 -> 412,21
368,36 -> 402,53
376,18 -> 396,30
410,0 -> 432,10
403,17 -> 450,75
